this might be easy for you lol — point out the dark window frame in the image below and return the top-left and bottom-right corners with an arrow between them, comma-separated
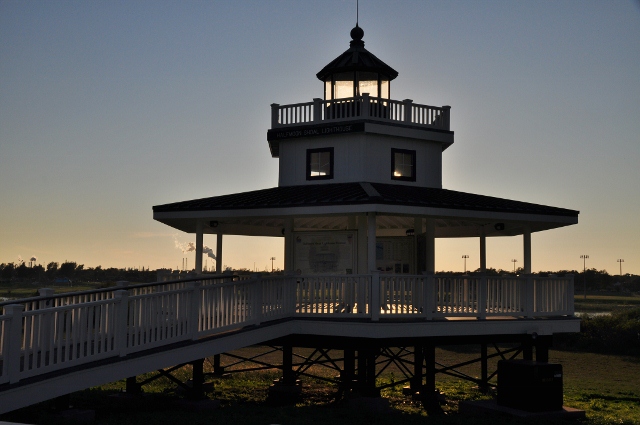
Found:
306,147 -> 334,180
391,148 -> 416,182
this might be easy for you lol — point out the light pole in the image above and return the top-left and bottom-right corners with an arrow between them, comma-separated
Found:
270,257 -> 276,272
580,254 -> 589,299
617,258 -> 624,276
462,255 -> 469,274
511,259 -> 518,273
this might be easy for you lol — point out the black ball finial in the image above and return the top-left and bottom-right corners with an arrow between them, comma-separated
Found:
350,25 -> 364,41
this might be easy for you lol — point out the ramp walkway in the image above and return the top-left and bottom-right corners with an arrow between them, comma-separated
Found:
0,273 -> 578,413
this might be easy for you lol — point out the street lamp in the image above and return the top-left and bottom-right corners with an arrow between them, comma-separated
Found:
617,258 -> 624,276
511,259 -> 518,273
270,257 -> 276,272
462,255 -> 469,274
580,254 -> 589,299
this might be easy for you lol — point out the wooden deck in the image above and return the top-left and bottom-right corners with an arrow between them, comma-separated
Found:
0,273 -> 578,414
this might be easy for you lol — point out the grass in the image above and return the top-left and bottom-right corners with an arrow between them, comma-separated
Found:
574,294 -> 640,313
3,347 -> 639,425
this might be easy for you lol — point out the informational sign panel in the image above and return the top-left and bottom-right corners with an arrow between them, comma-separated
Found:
376,237 -> 415,274
293,231 -> 356,274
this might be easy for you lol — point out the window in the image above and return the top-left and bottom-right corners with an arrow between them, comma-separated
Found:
307,147 -> 334,180
391,148 -> 416,181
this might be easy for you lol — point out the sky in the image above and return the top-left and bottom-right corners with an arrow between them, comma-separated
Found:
1,0 -> 639,275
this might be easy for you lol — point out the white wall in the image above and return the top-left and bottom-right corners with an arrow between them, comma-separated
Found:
278,131 -> 446,188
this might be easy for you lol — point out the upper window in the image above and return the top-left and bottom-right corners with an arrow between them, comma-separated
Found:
391,148 -> 416,181
307,147 -> 334,180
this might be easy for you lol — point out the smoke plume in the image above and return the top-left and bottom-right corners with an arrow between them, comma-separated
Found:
203,245 -> 216,260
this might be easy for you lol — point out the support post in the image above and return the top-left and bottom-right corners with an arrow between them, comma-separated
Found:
535,335 -> 551,363
480,230 -> 486,273
523,225 -> 531,274
422,339 -> 442,414
357,215 -> 368,274
282,344 -> 295,385
284,217 -> 293,272
367,213 -> 377,273
190,359 -> 205,399
523,336 -> 533,361
216,233 -> 223,273
480,342 -> 488,393
213,354 -> 225,376
195,220 -> 203,274
342,348 -> 355,391
411,344 -> 424,392
125,376 -> 141,394
425,218 -> 435,274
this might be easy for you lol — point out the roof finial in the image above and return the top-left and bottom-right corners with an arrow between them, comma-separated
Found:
351,0 -> 364,43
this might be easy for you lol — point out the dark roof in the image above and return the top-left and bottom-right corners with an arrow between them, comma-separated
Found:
316,25 -> 399,81
153,182 -> 579,218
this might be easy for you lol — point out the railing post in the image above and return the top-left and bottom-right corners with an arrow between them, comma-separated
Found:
441,105 -> 451,130
424,273 -> 434,320
188,281 -> 202,339
271,103 -> 280,128
252,274 -> 262,326
566,274 -> 575,314
361,93 -> 370,119
371,272 -> 380,321
524,275 -> 534,318
403,99 -> 413,123
4,304 -> 24,384
38,288 -> 54,308
114,290 -> 129,357
479,275 -> 487,320
313,98 -> 323,122
116,281 -> 129,288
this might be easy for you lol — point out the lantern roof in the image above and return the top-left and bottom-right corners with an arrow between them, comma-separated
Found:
316,25 -> 399,81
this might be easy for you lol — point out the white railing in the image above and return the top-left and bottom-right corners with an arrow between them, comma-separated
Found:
294,275 -> 370,317
271,95 -> 451,131
0,274 -> 573,386
380,275 -> 425,317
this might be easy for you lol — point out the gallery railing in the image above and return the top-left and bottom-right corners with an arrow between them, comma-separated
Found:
271,94 -> 451,131
0,273 -> 573,385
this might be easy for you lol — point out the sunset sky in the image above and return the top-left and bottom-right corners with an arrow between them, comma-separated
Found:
1,1 -> 639,274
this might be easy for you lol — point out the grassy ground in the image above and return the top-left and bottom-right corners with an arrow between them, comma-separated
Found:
574,294 -> 640,313
3,347 -> 638,425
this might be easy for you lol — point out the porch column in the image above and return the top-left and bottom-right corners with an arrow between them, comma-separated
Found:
480,229 -> 487,273
358,215 -> 368,273
523,225 -> 531,274
216,233 -> 223,273
284,217 -> 294,272
367,213 -> 377,272
195,220 -> 203,274
425,218 -> 435,273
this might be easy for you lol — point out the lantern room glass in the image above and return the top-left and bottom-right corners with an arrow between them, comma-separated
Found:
324,72 -> 390,100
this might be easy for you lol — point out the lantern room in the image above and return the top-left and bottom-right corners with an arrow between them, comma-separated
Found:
316,25 -> 398,101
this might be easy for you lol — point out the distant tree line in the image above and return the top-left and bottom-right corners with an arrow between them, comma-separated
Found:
0,261 -> 156,284
1,262 -> 638,292
436,267 -> 640,293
